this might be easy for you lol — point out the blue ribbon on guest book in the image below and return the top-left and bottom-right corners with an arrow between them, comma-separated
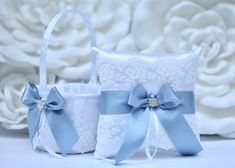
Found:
21,82 -> 79,155
101,83 -> 203,164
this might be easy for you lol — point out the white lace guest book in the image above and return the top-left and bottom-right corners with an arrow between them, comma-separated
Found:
93,47 -> 203,164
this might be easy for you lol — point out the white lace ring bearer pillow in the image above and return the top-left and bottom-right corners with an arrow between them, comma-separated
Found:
93,48 -> 203,164
21,9 -> 100,156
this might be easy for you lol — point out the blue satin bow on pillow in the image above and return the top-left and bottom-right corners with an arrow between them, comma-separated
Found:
21,82 -> 79,155
100,83 -> 203,164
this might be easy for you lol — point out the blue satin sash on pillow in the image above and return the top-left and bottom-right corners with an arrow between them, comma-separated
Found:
100,83 -> 203,164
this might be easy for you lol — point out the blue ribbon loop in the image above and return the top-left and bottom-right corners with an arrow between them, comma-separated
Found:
100,83 -> 203,164
22,82 -> 79,155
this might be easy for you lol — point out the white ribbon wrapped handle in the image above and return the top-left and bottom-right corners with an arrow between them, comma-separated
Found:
39,9 -> 97,98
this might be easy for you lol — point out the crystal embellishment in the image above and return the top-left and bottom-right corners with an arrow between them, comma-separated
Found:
36,100 -> 45,111
148,94 -> 158,107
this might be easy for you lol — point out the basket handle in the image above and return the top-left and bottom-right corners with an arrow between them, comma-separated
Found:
39,9 -> 97,98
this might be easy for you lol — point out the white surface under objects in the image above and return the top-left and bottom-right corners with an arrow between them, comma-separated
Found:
0,128 -> 235,168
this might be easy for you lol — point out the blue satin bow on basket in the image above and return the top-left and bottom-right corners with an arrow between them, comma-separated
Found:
100,83 -> 203,164
21,82 -> 79,155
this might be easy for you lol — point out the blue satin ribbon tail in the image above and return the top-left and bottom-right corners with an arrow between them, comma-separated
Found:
101,83 -> 202,164
22,82 -> 79,155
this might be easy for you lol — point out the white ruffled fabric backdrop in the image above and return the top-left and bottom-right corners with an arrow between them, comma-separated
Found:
0,0 -> 235,137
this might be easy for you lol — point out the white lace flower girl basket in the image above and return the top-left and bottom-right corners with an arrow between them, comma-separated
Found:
30,9 -> 100,155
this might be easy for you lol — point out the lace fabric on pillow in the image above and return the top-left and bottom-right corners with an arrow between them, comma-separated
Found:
94,48 -> 200,158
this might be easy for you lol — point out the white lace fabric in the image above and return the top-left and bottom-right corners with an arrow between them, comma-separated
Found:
95,114 -> 199,158
32,9 -> 100,155
94,48 -> 200,158
34,84 -> 100,154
